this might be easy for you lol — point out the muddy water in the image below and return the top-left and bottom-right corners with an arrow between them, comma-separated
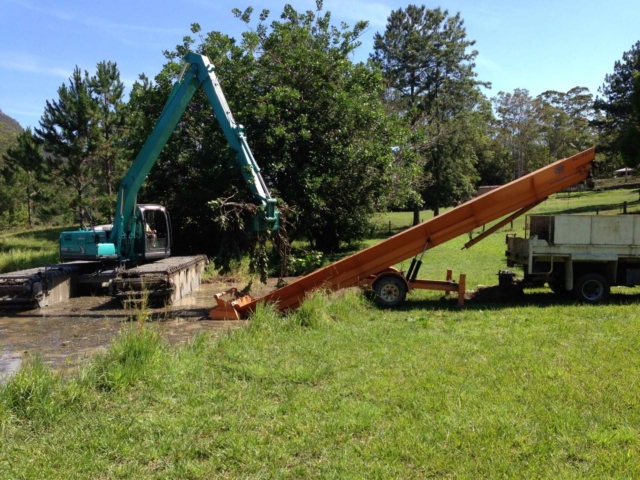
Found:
0,279 -> 289,379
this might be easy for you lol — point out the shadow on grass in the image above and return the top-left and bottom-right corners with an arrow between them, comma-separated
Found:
548,200 -> 640,216
0,243 -> 59,254
394,291 -> 640,312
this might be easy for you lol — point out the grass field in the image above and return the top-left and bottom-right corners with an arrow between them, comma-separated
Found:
0,226 -> 65,273
2,189 -> 640,477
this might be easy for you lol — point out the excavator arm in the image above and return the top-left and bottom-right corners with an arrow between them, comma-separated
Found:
111,52 -> 279,259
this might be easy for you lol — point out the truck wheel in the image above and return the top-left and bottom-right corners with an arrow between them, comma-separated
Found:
373,275 -> 407,308
574,273 -> 610,303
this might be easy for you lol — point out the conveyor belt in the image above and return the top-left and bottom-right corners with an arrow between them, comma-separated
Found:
210,148 -> 595,319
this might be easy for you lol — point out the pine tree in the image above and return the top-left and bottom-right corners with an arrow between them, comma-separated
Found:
88,61 -> 126,221
371,5 -> 488,217
35,67 -> 99,226
2,128 -> 47,228
594,41 -> 640,166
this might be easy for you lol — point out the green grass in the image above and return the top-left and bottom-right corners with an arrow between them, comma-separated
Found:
2,292 -> 640,477
0,226 -> 66,273
3,188 -> 640,477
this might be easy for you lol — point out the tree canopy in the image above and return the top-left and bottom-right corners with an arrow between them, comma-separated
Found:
371,5 -> 488,216
137,2 -> 408,254
594,41 -> 640,167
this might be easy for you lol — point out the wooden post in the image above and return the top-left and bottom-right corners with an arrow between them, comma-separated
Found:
458,274 -> 466,307
445,269 -> 453,296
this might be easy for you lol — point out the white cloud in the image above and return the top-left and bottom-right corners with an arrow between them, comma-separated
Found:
0,52 -> 70,78
324,0 -> 391,27
0,100 -> 43,128
475,54 -> 505,73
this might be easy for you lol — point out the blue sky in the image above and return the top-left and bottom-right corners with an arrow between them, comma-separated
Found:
1,0 -> 639,128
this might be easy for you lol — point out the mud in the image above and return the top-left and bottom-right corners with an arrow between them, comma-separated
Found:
0,278 -> 292,380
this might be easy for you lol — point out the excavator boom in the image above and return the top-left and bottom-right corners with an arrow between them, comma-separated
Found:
108,52 -> 279,260
210,147 -> 595,318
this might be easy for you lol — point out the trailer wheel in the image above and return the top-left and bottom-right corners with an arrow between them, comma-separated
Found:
373,275 -> 407,308
574,273 -> 610,303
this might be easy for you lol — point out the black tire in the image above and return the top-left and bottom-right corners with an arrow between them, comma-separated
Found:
373,275 -> 407,308
574,273 -> 610,303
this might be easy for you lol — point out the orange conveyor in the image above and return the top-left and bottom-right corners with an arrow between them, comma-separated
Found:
209,147 -> 595,319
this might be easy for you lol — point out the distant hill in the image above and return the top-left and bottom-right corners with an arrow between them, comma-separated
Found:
0,109 -> 23,159
0,109 -> 22,135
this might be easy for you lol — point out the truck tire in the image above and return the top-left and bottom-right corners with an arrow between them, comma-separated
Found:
574,273 -> 610,303
373,275 -> 407,308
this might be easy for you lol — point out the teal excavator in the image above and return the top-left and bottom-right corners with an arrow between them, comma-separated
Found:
60,52 -> 279,263
0,53 -> 279,308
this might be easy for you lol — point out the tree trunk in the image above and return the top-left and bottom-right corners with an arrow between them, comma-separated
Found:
77,189 -> 84,227
413,206 -> 420,226
314,222 -> 340,254
27,191 -> 33,229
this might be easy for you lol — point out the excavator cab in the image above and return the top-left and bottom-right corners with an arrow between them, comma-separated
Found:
134,205 -> 171,260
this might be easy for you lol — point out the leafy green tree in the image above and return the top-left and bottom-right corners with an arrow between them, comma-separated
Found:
1,128 -> 47,228
492,89 -> 544,178
371,5 -> 489,217
537,87 -> 595,163
139,2 -> 405,254
594,41 -> 640,167
35,67 -> 99,226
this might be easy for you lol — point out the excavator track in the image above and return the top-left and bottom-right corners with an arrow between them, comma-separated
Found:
0,256 -> 208,310
0,262 -> 101,309
112,255 -> 208,306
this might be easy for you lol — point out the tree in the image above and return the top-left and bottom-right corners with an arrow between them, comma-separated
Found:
371,5 -> 489,217
492,89 -> 543,178
2,128 -> 47,228
36,67 -> 99,225
138,3 -> 406,254
88,61 -> 126,221
594,41 -> 640,167
537,87 -> 595,162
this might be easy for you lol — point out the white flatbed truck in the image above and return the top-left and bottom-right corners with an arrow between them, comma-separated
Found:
506,214 -> 640,302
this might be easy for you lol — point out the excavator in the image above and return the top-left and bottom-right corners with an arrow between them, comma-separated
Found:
0,52 -> 279,309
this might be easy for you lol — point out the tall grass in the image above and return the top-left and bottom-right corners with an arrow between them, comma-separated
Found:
0,299 -> 164,427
